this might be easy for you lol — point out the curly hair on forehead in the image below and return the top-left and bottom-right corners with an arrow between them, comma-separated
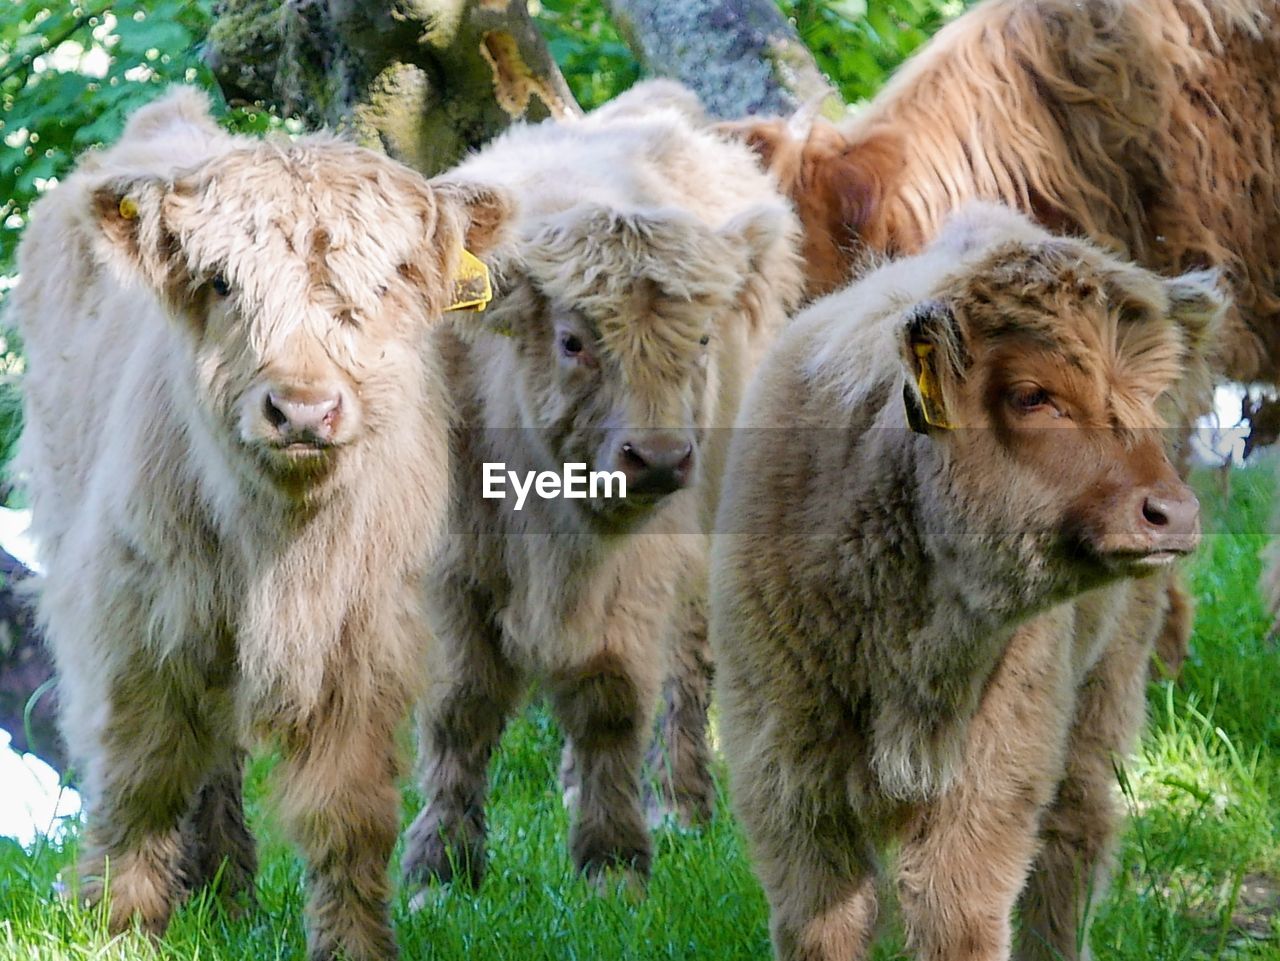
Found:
928,227 -> 1224,430
522,207 -> 748,311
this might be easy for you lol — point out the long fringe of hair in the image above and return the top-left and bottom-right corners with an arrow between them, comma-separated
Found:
841,0 -> 1279,381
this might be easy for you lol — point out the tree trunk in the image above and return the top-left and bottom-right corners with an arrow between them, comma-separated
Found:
602,0 -> 839,119
205,0 -> 582,176
0,550 -> 64,773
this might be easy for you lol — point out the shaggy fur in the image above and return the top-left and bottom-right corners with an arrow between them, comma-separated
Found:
724,0 -> 1277,677
400,82 -> 802,893
728,0 -> 1277,379
12,88 -> 510,961
712,204 -> 1222,961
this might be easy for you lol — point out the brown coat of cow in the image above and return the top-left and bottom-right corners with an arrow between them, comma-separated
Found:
724,0 -> 1277,675
712,204 -> 1223,961
729,0 -> 1277,381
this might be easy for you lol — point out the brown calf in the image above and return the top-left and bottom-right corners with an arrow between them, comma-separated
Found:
712,204 -> 1222,961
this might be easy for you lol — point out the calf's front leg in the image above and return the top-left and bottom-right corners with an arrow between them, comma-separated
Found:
759,809 -> 880,961
1017,589 -> 1159,961
551,652 -> 655,882
897,615 -> 1074,961
74,657 -> 217,935
402,594 -> 521,893
275,698 -> 404,961
180,747 -> 257,909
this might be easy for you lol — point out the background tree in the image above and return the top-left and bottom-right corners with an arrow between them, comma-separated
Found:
1,0 -> 960,284
204,0 -> 582,176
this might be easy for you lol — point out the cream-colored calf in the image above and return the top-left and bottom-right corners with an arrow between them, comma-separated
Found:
13,88 -> 510,961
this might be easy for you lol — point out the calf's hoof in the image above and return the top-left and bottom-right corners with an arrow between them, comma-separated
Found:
585,862 -> 648,902
307,924 -> 398,961
573,832 -> 652,888
643,781 -> 714,832
401,815 -> 486,893
77,859 -> 176,937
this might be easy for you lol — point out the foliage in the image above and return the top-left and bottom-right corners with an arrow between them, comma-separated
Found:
535,0 -> 640,112
781,0 -> 971,104
0,1 -> 287,486
1,467 -> 1278,958
0,2 -> 217,288
0,329 -> 22,493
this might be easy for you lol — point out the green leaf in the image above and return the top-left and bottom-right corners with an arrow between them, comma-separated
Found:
111,16 -> 193,60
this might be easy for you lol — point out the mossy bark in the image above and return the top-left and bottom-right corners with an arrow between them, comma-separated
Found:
205,0 -> 580,175
602,0 -> 838,119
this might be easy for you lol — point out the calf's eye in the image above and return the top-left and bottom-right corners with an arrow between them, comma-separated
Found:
210,274 -> 231,297
560,332 -> 584,357
699,334 -> 710,347
1008,383 -> 1054,415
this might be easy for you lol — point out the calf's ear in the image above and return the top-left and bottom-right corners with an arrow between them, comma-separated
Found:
899,300 -> 963,434
433,181 -> 515,258
814,132 -> 901,248
90,175 -> 186,301
716,202 -> 805,330
1164,269 -> 1226,356
118,86 -> 220,146
429,181 -> 515,316
718,203 -> 797,275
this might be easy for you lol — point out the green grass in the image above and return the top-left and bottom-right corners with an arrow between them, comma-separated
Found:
1,467 -> 1277,960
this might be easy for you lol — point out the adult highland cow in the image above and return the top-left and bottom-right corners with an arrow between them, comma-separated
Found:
733,0 -> 1277,363
12,89 -> 509,961
726,0 -> 1279,673
712,203 -> 1222,961
400,82 -> 802,894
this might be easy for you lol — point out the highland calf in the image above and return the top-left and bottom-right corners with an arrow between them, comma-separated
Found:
400,82 -> 801,893
712,204 -> 1221,961
724,0 -> 1277,676
13,89 -> 510,960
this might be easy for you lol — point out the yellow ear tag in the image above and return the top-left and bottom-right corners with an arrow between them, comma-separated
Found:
914,343 -> 954,430
118,196 -> 139,220
445,247 -> 493,313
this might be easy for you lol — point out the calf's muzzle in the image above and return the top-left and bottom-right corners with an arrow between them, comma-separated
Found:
262,386 -> 344,447
610,431 -> 695,499
1132,482 -> 1201,557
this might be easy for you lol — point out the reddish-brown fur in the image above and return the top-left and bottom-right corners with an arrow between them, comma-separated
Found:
724,0 -> 1278,674
713,204 -> 1224,961
728,0 -> 1279,383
